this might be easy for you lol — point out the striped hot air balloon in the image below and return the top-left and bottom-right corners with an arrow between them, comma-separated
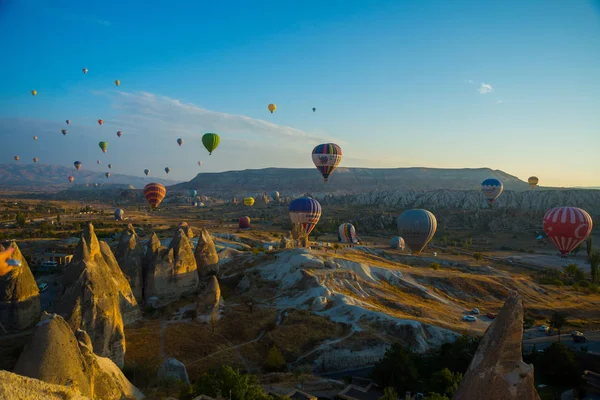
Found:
244,197 -> 255,207
543,206 -> 593,257
338,223 -> 358,244
312,143 -> 342,183
289,196 -> 322,236
144,183 -> 167,208
239,216 -> 251,229
481,178 -> 503,205
396,209 -> 437,255
389,237 -> 405,250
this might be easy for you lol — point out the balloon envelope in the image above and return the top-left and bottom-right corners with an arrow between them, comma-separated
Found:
239,216 -> 251,229
144,169 -> 150,176
144,183 -> 167,208
68,176 -> 74,182
66,120 -> 70,124
33,136 -> 38,140
543,206 -> 593,256
271,191 -> 280,201
117,131 -> 122,137
99,142 -> 108,153
108,164 -> 112,169
202,133 -> 220,155
31,90 -> 37,96
82,68 -> 88,74
98,119 -> 103,125
177,138 -> 183,146
268,103 -> 276,113
74,161 -> 82,170
14,156 -> 19,161
389,237 -> 406,250
244,197 -> 255,207
114,208 -> 124,221
105,172 -> 111,178
61,130 -> 68,136
198,161 -> 203,167
190,189 -> 198,197
312,143 -> 342,182
528,176 -> 539,189
164,167 -> 171,174
396,209 -> 437,255
481,178 -> 503,205
33,157 -> 38,163
288,196 -> 322,236
338,223 -> 358,244
115,80 -> 120,86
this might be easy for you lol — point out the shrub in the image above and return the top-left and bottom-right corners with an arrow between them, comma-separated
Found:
264,345 -> 286,372
429,262 -> 440,270
579,280 -> 591,288
473,253 -> 483,261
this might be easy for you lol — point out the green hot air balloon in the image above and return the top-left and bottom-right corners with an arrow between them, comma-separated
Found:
202,133 -> 220,155
396,209 -> 437,255
99,141 -> 108,153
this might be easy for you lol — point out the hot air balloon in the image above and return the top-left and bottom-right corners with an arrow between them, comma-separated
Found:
271,191 -> 280,201
312,143 -> 343,183
115,80 -> 120,87
74,161 -> 82,170
481,178 -> 503,205
82,68 -> 88,74
61,130 -> 68,136
14,156 -> 19,161
239,216 -> 251,229
202,133 -> 220,155
97,160 -> 101,165
177,138 -> 183,147
117,131 -> 122,138
93,183 -> 99,188
108,164 -> 113,169
198,161 -> 203,167
99,142 -> 108,153
144,169 -> 150,176
33,157 -> 38,163
396,209 -> 437,255
312,107 -> 316,112
389,237 -> 405,250
268,104 -> 276,113
543,206 -> 593,257
244,197 -> 255,207
105,172 -> 111,178
164,167 -> 171,174
190,189 -> 198,197
144,183 -> 167,208
31,90 -> 37,96
528,176 -> 539,189
98,119 -> 103,126
66,120 -> 70,125
191,201 -> 198,207
289,196 -> 322,236
68,176 -> 74,183
33,136 -> 37,140
114,208 -> 124,221
338,223 -> 358,244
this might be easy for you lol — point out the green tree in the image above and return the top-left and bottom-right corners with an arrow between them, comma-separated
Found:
472,253 -> 482,261
15,212 -> 26,228
428,368 -> 462,397
549,312 -> 567,342
590,249 -> 600,284
186,366 -> 270,400
538,343 -> 582,389
56,213 -> 61,223
586,236 -> 593,260
378,387 -> 398,400
425,394 -> 450,400
371,343 -> 419,394
264,345 -> 286,372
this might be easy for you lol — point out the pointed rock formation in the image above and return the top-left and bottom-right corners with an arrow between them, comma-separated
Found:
14,312 -> 144,400
195,228 -> 219,278
0,242 -> 40,333
452,292 -> 540,400
197,276 -> 221,321
144,229 -> 199,305
279,232 -> 297,249
54,222 -> 140,367
115,224 -> 145,303
178,222 -> 194,239
0,370 -> 90,400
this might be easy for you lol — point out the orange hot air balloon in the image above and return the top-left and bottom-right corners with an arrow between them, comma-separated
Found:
144,183 -> 167,208
14,156 -> 20,161
33,157 -> 38,163
98,119 -> 104,126
68,176 -> 74,183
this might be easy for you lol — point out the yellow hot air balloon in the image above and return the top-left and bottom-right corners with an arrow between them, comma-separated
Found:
244,197 -> 255,207
528,176 -> 539,189
268,104 -> 276,114
115,80 -> 120,87
31,90 -> 37,96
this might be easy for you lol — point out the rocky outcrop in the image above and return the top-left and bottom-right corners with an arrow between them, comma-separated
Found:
144,229 -> 199,305
178,222 -> 194,239
236,275 -> 250,293
195,228 -> 219,278
157,357 -> 190,385
279,232 -> 298,249
115,224 -> 145,303
14,312 -> 144,400
453,292 -> 540,400
55,222 -> 140,367
0,370 -> 90,400
0,242 -> 40,333
197,276 -> 221,322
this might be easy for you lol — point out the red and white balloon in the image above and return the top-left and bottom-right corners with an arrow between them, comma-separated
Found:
543,206 -> 593,256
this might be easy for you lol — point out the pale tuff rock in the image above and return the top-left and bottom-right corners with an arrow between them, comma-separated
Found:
157,357 -> 190,385
197,276 -> 221,321
178,222 -> 194,239
14,312 -> 144,400
0,241 -> 40,333
0,369 -> 90,400
236,275 -> 250,293
279,232 -> 298,249
195,228 -> 219,278
115,224 -> 145,303
452,292 -> 540,400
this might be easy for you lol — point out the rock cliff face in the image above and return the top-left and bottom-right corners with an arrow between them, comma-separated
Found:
195,228 -> 219,278
178,222 -> 194,239
197,276 -> 221,322
144,229 -> 199,305
453,292 -> 540,400
0,370 -> 90,400
115,224 -> 145,303
0,242 -> 40,333
13,312 -> 144,400
54,222 -> 140,367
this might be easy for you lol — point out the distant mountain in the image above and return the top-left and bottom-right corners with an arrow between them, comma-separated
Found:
171,167 -> 533,196
0,164 -> 179,191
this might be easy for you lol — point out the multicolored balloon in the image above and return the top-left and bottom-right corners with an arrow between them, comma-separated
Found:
543,206 -> 593,257
99,142 -> 108,153
389,237 -> 405,250
33,136 -> 38,140
190,189 -> 197,197
114,208 -> 124,221
144,169 -> 150,176
244,197 -> 255,207
268,103 -> 277,113
117,131 -> 122,138
271,191 -> 280,201
105,172 -> 111,178
202,133 -> 220,155
14,156 -> 19,161
177,138 -> 183,147
481,178 -> 503,205
33,157 -> 38,163
396,209 -> 437,255
338,223 -> 358,244
98,119 -> 104,126
164,167 -> 171,174
68,176 -> 74,183
144,183 -> 167,208
289,196 -> 322,236
97,160 -> 101,165
74,161 -> 82,170
198,161 -> 203,167
239,216 -> 251,229
61,130 -> 68,136
312,143 -> 343,183
108,164 -> 112,169
528,176 -> 539,189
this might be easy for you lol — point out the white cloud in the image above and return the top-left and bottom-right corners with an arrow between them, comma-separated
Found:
496,100 -> 503,104
479,83 -> 493,94
467,79 -> 475,84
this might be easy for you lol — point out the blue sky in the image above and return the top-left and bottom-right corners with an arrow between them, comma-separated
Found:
0,0 -> 599,187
